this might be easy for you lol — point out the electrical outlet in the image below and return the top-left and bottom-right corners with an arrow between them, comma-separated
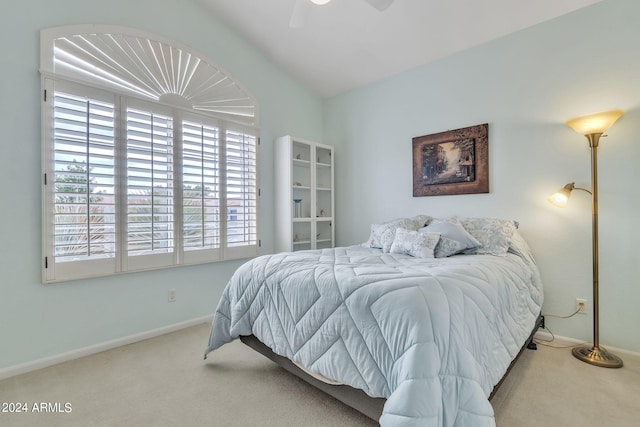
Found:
576,298 -> 587,314
168,289 -> 176,303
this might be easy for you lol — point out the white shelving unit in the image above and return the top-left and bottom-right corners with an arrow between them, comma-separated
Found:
275,136 -> 334,253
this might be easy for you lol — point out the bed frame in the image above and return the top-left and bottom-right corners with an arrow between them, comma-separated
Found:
240,313 -> 545,421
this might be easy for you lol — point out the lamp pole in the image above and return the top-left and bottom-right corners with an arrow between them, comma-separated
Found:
571,132 -> 623,368
588,133 -> 600,351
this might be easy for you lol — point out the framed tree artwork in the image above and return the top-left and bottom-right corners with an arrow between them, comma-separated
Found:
412,123 -> 489,197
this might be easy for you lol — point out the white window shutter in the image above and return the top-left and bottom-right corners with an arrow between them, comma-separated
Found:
41,26 -> 260,283
124,101 -> 175,271
224,126 -> 258,259
181,115 -> 222,264
44,80 -> 118,281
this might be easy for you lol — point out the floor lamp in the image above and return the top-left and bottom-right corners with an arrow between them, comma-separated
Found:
548,109 -> 624,368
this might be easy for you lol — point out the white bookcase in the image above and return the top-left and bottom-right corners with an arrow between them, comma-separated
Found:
274,136 -> 334,252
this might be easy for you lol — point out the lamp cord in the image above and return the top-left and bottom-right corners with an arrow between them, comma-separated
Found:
534,307 -> 588,349
534,325 -> 588,349
543,306 -> 582,319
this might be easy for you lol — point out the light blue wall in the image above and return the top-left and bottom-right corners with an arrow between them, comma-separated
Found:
2,0 -> 639,372
0,0 -> 323,369
325,0 -> 640,352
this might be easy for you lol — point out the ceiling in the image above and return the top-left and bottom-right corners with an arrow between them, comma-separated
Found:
197,0 -> 603,98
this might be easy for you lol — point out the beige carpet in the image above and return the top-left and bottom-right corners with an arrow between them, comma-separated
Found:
1,322 -> 639,426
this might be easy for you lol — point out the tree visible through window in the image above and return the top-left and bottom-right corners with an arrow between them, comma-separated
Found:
54,161 -> 112,261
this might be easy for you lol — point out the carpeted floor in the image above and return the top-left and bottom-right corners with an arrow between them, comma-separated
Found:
1,322 -> 639,426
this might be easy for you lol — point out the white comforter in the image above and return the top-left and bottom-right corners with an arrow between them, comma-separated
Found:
205,239 -> 543,426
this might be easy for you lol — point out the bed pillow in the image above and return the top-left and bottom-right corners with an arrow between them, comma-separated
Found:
412,214 -> 433,228
507,229 -> 534,261
368,215 -> 433,252
460,217 -> 519,256
420,218 -> 481,257
390,228 -> 441,258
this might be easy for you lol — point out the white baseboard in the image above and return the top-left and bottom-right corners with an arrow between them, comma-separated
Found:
534,330 -> 640,358
3,321 -> 637,381
0,315 -> 213,381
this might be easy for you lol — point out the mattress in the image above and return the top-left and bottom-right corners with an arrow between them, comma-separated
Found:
205,235 -> 543,426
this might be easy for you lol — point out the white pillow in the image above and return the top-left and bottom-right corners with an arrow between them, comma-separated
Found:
368,215 -> 433,252
390,228 -> 441,258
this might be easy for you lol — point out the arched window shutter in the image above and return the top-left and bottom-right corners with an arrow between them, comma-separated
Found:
41,25 -> 259,283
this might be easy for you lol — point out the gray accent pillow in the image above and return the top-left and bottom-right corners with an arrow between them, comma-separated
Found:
420,218 -> 481,258
390,228 -> 441,258
460,217 -> 519,256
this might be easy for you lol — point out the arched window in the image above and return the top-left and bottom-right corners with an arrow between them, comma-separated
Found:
40,25 -> 259,283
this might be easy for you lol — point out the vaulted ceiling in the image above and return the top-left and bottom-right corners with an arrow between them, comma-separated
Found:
197,0 -> 603,98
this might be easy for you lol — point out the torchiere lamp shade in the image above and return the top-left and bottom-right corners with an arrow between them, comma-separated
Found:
565,110 -> 624,135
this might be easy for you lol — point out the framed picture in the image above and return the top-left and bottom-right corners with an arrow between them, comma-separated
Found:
412,123 -> 489,197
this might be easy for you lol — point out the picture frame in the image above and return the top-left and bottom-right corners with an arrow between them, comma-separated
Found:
412,123 -> 489,197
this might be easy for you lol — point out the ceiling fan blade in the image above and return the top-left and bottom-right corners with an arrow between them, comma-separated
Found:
364,0 -> 394,12
290,0 -> 311,29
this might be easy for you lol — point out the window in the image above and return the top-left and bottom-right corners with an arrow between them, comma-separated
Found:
41,26 -> 259,283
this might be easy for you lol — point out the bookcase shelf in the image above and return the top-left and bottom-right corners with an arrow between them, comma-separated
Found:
275,136 -> 334,252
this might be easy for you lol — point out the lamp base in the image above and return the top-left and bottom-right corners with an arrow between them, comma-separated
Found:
572,345 -> 623,368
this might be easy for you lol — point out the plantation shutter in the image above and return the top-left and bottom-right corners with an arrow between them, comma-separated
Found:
225,126 -> 258,259
125,100 -> 175,271
181,115 -> 221,264
42,26 -> 261,283
44,80 -> 117,281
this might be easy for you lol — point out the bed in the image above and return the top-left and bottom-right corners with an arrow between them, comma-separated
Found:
204,216 -> 544,426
